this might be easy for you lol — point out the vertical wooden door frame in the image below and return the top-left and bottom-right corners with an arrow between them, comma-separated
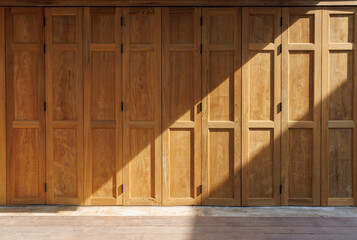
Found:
242,7 -> 282,206
321,7 -> 357,206
281,7 -> 322,206
45,7 -> 83,205
202,7 -> 241,206
0,7 -> 5,205
83,7 -> 123,205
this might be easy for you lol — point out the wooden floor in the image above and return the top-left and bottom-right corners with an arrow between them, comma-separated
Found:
0,216 -> 356,240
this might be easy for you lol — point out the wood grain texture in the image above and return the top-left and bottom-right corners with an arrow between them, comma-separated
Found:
5,7 -> 46,205
321,8 -> 357,206
202,7 -> 241,206
0,7 -> 5,205
242,7 -> 281,206
281,7 -> 321,206
0,0 -> 356,7
162,7 -> 201,206
83,7 -> 123,206
46,7 -> 83,205
123,7 -> 161,205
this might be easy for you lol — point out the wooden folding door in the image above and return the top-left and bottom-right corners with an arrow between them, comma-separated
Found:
45,8 -> 84,205
5,7 -> 46,204
162,7 -> 202,205
202,8 -> 241,206
122,7 -> 162,205
83,7 -> 123,205
321,8 -> 357,206
242,7 -> 282,206
281,8 -> 322,206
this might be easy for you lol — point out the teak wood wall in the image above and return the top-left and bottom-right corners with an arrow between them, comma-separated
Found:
0,6 -> 356,206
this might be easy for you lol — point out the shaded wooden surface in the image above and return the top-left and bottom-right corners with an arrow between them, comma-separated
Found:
0,7 -> 5,205
0,216 -> 356,240
321,7 -> 357,206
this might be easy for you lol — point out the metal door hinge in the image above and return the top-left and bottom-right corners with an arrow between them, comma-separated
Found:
197,185 -> 202,196
277,102 -> 282,113
44,101 -> 47,112
197,102 -> 202,113
121,101 -> 124,111
43,17 -> 46,27
118,184 -> 123,194
121,16 -> 124,26
277,44 -> 282,55
279,185 -> 282,194
280,16 -> 283,26
45,183 -> 47,193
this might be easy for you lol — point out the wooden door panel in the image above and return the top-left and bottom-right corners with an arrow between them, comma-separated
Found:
282,7 -> 321,206
242,7 -> 281,206
202,8 -> 241,206
322,8 -> 357,206
84,7 -> 122,206
46,8 -> 83,205
6,7 -> 46,204
162,7 -> 201,206
123,7 -> 161,205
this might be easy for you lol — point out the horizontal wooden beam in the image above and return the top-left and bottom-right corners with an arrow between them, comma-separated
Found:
0,0 -> 356,7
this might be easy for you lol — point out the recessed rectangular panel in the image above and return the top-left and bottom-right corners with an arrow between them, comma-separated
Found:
209,129 -> 234,199
330,15 -> 353,43
129,128 -> 155,198
13,14 -> 40,43
91,14 -> 115,43
289,52 -> 314,121
289,15 -> 314,43
249,52 -> 274,121
248,129 -> 274,198
13,129 -> 39,198
52,15 -> 76,43
169,129 -> 193,198
329,51 -> 353,120
91,51 -> 115,121
52,51 -> 77,121
13,51 -> 39,121
169,11 -> 194,44
208,15 -> 234,44
249,14 -> 274,43
289,129 -> 313,199
169,52 -> 194,122
328,129 -> 353,198
92,129 -> 116,198
209,51 -> 234,121
129,8 -> 154,44
53,129 -> 77,198
129,51 -> 154,121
